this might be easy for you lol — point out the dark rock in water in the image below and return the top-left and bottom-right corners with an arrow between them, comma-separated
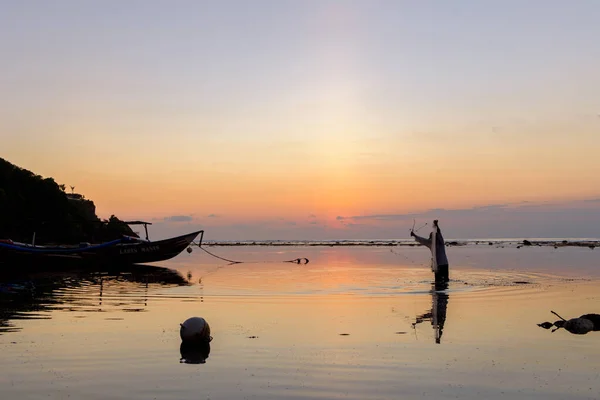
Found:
560,318 -> 595,334
579,314 -> 600,330
539,311 -> 600,335
562,240 -> 568,244
488,242 -> 493,246
589,245 -> 595,249
542,313 -> 600,335
523,240 -> 532,246
538,322 -> 554,329
446,241 -> 466,247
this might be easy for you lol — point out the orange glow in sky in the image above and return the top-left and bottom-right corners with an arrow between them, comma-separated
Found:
2,2 -> 600,239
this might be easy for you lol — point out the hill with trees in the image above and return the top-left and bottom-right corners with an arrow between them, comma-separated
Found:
0,158 -> 137,244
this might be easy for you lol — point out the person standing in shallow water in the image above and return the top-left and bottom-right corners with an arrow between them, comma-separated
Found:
411,220 -> 449,286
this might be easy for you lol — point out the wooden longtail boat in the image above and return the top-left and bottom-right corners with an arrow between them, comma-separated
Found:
0,225 -> 203,266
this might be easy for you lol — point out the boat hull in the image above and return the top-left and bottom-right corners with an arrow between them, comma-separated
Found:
0,231 -> 202,267
108,231 -> 201,264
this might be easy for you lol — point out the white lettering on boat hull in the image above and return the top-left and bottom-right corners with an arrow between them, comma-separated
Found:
119,245 -> 160,255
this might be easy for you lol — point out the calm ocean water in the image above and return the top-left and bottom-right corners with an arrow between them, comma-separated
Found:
1,245 -> 599,399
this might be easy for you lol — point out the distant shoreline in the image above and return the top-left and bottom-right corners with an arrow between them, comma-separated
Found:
200,239 -> 599,248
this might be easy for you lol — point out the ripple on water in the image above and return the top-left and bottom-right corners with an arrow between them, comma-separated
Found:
0,260 -> 594,333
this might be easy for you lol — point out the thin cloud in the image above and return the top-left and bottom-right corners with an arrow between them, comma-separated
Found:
343,203 -> 512,222
164,215 -> 193,222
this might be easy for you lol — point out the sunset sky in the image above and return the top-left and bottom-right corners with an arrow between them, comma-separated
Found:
2,1 -> 599,240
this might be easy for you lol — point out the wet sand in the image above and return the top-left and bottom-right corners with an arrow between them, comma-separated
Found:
1,246 -> 599,399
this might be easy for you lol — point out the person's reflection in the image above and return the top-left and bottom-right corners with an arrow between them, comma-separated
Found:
413,282 -> 449,344
180,341 -> 211,364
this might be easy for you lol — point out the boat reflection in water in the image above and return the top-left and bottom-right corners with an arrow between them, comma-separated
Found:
412,282 -> 449,344
0,263 -> 189,334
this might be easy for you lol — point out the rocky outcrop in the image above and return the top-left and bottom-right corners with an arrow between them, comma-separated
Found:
0,158 -> 136,244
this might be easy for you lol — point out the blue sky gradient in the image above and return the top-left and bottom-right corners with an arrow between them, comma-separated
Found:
2,1 -> 599,239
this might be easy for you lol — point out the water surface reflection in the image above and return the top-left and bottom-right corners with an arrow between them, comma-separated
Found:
1,247 -> 600,400
180,341 -> 211,364
0,264 -> 188,334
412,283 -> 449,344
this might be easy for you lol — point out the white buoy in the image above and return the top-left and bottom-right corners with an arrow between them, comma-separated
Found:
180,317 -> 212,343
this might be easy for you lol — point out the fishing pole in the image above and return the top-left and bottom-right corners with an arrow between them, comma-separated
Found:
411,219 -> 428,234
391,219 -> 429,265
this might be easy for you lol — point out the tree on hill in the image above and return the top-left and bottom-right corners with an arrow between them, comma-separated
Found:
0,158 -> 137,244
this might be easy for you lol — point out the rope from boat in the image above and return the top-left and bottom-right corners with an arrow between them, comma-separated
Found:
197,245 -> 309,265
199,246 -> 241,264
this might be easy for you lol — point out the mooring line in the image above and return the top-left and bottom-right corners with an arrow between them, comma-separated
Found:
194,244 -> 309,265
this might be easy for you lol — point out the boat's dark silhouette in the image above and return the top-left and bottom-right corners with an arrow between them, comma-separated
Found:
0,230 -> 202,267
